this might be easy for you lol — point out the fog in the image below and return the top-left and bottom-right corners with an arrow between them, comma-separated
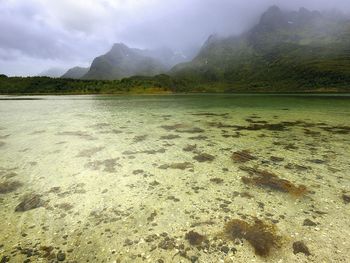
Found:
1,0 -> 349,76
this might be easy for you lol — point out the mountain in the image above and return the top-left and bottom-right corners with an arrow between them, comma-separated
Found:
61,67 -> 89,79
83,43 -> 167,80
141,47 -> 198,69
172,6 -> 350,91
37,67 -> 66,78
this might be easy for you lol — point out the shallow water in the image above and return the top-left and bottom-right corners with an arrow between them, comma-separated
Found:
0,94 -> 349,262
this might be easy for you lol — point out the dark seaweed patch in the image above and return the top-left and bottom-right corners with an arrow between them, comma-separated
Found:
85,158 -> 119,173
188,135 -> 208,140
210,178 -> 224,184
191,112 -> 229,117
0,180 -> 23,194
99,129 -> 123,134
284,163 -> 310,172
270,156 -> 284,162
133,169 -> 144,175
159,162 -> 193,170
185,231 -> 206,246
176,127 -> 204,134
160,134 -> 180,140
193,153 -> 215,162
240,166 -> 307,197
167,196 -> 180,202
76,147 -> 104,158
320,125 -> 350,135
56,131 -> 96,140
224,218 -> 280,257
308,159 -> 326,164
123,149 -> 166,155
304,129 -> 321,136
133,135 -> 148,143
147,210 -> 157,222
15,194 -> 45,212
88,123 -> 111,129
210,120 -> 307,132
55,203 -> 74,211
284,144 -> 298,150
232,150 -> 256,163
160,124 -> 185,131
183,144 -> 197,152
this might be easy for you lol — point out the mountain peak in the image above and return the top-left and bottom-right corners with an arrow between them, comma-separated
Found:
267,5 -> 281,13
259,5 -> 286,29
110,43 -> 129,53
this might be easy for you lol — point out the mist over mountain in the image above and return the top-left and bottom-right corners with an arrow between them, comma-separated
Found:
61,67 -> 89,79
82,43 -> 164,80
171,6 -> 350,91
75,43 -> 197,80
37,67 -> 66,78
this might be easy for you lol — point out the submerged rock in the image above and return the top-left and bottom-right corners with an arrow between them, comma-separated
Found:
303,219 -> 317,227
342,194 -> 350,204
210,178 -> 224,184
293,241 -> 311,256
57,251 -> 66,261
15,194 -> 45,212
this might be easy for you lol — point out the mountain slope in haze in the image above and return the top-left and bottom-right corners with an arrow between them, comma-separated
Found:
172,6 -> 350,91
141,47 -> 198,69
37,67 -> 66,78
83,43 -> 167,80
61,67 -> 89,79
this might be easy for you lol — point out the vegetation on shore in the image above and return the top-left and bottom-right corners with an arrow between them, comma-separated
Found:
0,73 -> 349,95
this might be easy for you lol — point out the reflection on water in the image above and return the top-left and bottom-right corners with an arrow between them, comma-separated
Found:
0,94 -> 349,262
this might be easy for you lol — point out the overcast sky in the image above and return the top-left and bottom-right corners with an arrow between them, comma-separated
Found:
1,0 -> 349,76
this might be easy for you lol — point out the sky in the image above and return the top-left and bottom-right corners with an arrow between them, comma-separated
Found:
0,0 -> 349,76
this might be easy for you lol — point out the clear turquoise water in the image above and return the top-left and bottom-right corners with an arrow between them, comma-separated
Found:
0,94 -> 349,262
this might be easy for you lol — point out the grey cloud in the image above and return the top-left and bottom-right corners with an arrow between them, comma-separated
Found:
1,0 -> 350,76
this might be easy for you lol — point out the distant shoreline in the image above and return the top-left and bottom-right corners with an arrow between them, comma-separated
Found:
1,91 -> 350,96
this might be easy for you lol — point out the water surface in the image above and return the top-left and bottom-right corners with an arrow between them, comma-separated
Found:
0,94 -> 349,262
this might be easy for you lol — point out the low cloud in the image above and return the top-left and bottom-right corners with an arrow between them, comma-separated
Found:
1,0 -> 350,76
